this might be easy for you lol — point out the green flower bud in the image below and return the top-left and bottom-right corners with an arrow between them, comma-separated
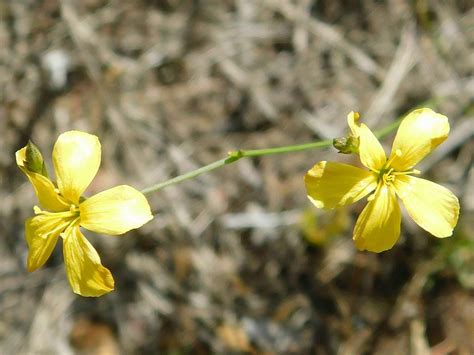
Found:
333,135 -> 359,154
24,140 -> 49,177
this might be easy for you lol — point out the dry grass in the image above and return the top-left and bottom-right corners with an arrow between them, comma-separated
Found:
1,0 -> 473,354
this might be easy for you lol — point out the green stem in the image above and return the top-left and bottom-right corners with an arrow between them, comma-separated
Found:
141,119 -> 401,195
141,158 -> 230,194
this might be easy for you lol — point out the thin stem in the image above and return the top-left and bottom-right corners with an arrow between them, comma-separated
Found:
141,158 -> 231,195
238,139 -> 332,158
141,119 -> 401,195
373,117 -> 402,138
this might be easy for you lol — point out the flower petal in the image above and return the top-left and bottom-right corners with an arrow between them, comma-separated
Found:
353,184 -> 401,252
79,185 -> 153,235
305,161 -> 377,209
63,226 -> 114,297
389,108 -> 449,171
16,147 -> 69,211
53,131 -> 101,204
347,112 -> 387,171
25,215 -> 66,271
393,175 -> 459,238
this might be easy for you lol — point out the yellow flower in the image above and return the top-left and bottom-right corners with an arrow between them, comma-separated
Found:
16,131 -> 153,296
304,108 -> 460,252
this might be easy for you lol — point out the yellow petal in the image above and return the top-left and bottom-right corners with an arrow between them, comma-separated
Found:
305,161 -> 377,209
79,185 -> 153,235
347,112 -> 386,170
353,184 -> 401,252
53,131 -> 101,204
347,111 -> 361,136
389,108 -> 449,171
16,147 -> 69,211
63,226 -> 114,297
25,215 -> 66,271
393,175 -> 459,238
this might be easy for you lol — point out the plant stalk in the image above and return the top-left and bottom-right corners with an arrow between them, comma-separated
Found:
141,118 -> 402,195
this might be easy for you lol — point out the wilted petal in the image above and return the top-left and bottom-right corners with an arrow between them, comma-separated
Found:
16,147 -> 69,211
79,185 -> 153,235
353,184 -> 401,253
393,175 -> 459,238
53,131 -> 101,204
63,226 -> 114,297
389,108 -> 449,171
25,215 -> 66,271
347,112 -> 387,171
305,161 -> 377,209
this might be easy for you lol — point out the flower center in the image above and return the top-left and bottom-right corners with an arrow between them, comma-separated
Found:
33,204 -> 81,238
381,168 -> 396,185
375,149 -> 420,186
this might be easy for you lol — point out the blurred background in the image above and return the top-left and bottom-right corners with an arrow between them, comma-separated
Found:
1,0 -> 473,354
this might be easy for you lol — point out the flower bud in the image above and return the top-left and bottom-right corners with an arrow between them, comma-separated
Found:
333,135 -> 359,154
24,140 -> 49,177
